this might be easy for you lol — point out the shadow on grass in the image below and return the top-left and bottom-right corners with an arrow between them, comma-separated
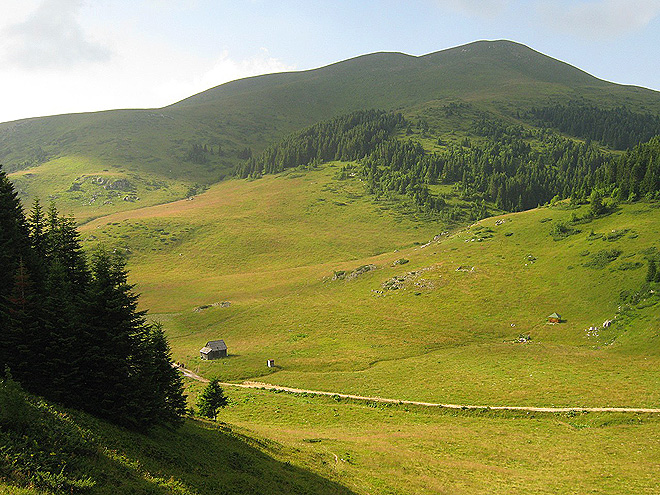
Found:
88,416 -> 356,495
1,377 -> 354,495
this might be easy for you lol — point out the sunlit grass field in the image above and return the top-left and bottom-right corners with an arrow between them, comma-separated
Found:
5,380 -> 660,495
74,163 -> 660,410
8,155 -> 193,224
5,161 -> 658,494
4,39 -> 660,494
216,386 -> 660,495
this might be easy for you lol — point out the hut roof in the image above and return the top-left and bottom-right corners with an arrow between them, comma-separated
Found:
199,346 -> 213,354
548,313 -> 561,319
205,340 -> 227,351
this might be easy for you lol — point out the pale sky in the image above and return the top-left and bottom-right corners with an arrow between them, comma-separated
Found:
1,0 -> 660,123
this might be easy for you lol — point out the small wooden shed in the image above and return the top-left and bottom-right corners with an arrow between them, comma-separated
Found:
547,313 -> 561,324
199,340 -> 228,360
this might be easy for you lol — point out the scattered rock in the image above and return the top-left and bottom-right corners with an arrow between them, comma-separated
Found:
193,301 -> 231,312
585,326 -> 600,338
106,178 -> 135,191
382,267 -> 435,291
346,264 -> 377,280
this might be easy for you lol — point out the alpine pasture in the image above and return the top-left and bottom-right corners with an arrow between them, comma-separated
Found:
3,39 -> 660,494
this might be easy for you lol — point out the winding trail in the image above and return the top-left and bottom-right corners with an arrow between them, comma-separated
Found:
176,366 -> 660,414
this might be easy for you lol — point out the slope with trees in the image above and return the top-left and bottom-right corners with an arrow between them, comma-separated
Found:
531,103 -> 660,150
236,110 -> 660,222
0,165 -> 185,430
3,40 -> 660,200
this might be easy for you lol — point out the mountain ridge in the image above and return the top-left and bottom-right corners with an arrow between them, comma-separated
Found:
168,39 -> 637,112
4,39 -> 660,220
2,39 -> 658,127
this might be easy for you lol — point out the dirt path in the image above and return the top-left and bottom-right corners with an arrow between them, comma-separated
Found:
177,366 -> 660,414
179,367 -> 210,382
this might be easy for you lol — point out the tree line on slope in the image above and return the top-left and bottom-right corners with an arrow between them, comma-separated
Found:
0,166 -> 186,429
235,110 -> 404,178
237,109 -> 660,221
360,120 -> 611,214
363,121 -> 660,213
531,103 -> 660,150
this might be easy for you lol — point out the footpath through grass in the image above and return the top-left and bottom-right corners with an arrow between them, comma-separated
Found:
189,382 -> 660,495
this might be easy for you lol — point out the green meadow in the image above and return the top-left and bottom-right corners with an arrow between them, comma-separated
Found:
4,380 -> 660,495
74,161 -> 660,414
218,387 -> 660,494
8,155 -> 193,224
4,39 -> 660,494
8,155 -> 659,494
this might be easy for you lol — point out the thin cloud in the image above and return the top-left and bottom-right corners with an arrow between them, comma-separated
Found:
199,49 -> 296,89
146,0 -> 200,11
3,0 -> 111,69
537,0 -> 660,39
435,0 -> 511,18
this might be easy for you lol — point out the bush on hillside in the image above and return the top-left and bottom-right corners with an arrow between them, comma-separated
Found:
583,249 -> 623,269
550,221 -> 580,240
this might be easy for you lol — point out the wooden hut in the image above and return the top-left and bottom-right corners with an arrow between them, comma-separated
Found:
199,340 -> 228,360
547,313 -> 561,323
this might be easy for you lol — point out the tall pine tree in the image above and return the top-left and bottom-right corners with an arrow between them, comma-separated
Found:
0,165 -> 33,374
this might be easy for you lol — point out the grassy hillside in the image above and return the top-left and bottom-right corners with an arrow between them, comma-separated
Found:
4,40 -> 660,222
0,379 -> 355,495
7,156 -> 193,224
4,376 -> 660,495
77,162 -> 660,410
4,39 -> 660,494
217,387 -> 660,494
71,164 -> 660,493
6,159 -> 660,495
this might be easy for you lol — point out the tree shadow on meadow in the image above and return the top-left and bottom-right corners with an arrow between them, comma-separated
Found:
94,417 -> 357,495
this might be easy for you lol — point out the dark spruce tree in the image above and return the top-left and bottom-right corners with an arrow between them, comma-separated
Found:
44,205 -> 89,290
83,250 -> 148,426
82,250 -> 187,429
3,260 -> 43,389
0,165 -> 34,375
0,168 -> 186,428
136,323 -> 187,427
196,380 -> 229,420
41,259 -> 89,405
0,165 -> 31,303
